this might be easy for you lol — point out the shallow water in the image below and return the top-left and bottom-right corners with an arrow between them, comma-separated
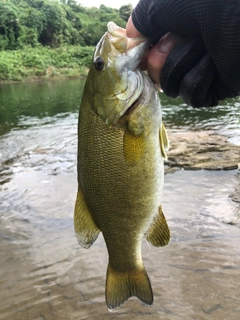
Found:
0,79 -> 239,319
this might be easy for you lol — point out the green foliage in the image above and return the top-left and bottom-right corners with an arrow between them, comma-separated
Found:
0,0 -> 127,50
79,5 -> 126,46
0,45 -> 94,81
0,0 -> 128,81
119,4 -> 132,22
0,1 -> 21,50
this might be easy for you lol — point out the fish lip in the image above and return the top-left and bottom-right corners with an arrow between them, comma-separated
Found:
107,21 -> 126,38
107,21 -> 147,43
107,21 -> 147,52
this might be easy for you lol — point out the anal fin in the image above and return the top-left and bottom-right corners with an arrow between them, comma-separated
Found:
74,187 -> 100,248
145,206 -> 170,247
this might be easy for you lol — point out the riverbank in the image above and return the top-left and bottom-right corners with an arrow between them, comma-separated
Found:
0,45 -> 94,83
0,71 -> 87,85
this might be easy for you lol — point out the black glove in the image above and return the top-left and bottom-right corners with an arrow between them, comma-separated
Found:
132,0 -> 240,108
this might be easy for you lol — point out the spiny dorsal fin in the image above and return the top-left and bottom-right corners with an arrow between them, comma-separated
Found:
159,122 -> 169,160
105,263 -> 153,310
74,187 -> 100,249
145,206 -> 170,247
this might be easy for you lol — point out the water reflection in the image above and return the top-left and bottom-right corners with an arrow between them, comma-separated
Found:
160,93 -> 240,145
0,79 -> 85,136
0,79 -> 239,319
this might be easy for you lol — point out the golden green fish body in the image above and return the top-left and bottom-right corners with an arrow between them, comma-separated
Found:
74,22 -> 170,310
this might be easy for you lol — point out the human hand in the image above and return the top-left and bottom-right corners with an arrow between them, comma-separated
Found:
126,16 -> 179,88
126,0 -> 240,108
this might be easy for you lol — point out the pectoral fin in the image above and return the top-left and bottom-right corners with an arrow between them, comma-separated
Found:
159,123 -> 169,160
145,206 -> 170,247
74,187 -> 100,249
123,129 -> 145,164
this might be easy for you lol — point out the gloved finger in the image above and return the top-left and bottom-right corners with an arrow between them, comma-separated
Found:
160,36 -> 206,98
179,54 -> 218,108
179,54 -> 240,108
211,78 -> 240,102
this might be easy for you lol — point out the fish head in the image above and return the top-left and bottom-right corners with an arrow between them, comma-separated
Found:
88,21 -> 148,126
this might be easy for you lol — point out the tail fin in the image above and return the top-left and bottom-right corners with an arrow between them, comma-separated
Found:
105,263 -> 153,310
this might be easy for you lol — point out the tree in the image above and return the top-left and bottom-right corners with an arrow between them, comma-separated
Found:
0,0 -> 128,50
119,4 -> 132,22
0,2 -> 21,50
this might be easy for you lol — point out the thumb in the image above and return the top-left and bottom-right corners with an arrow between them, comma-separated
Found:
147,33 -> 179,86
126,16 -> 143,38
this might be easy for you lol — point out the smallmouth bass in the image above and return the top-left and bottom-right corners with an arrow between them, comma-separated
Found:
74,21 -> 170,310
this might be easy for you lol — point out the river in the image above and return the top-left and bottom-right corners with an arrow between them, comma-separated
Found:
0,79 -> 239,320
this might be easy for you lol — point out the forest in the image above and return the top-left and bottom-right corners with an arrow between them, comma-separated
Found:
0,0 -> 132,81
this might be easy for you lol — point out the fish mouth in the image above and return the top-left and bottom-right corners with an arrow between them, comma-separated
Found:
107,22 -> 126,38
107,21 -> 147,53
102,22 -> 148,127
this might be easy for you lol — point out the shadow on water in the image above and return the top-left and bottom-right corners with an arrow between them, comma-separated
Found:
0,79 -> 239,319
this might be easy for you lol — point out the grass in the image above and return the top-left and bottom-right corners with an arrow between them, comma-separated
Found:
0,45 -> 94,82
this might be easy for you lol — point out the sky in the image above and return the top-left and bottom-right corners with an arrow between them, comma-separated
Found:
77,0 -> 139,9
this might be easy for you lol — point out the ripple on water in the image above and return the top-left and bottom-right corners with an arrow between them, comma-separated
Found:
0,164 -> 240,319
0,79 -> 240,319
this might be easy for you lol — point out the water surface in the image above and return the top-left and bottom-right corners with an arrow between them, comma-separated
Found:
0,79 -> 239,319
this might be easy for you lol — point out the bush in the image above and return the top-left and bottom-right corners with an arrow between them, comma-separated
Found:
0,45 -> 94,81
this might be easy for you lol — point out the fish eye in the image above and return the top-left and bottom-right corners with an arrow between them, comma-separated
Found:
94,56 -> 104,70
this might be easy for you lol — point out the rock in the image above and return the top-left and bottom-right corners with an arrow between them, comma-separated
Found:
166,130 -> 240,171
165,130 -> 240,204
